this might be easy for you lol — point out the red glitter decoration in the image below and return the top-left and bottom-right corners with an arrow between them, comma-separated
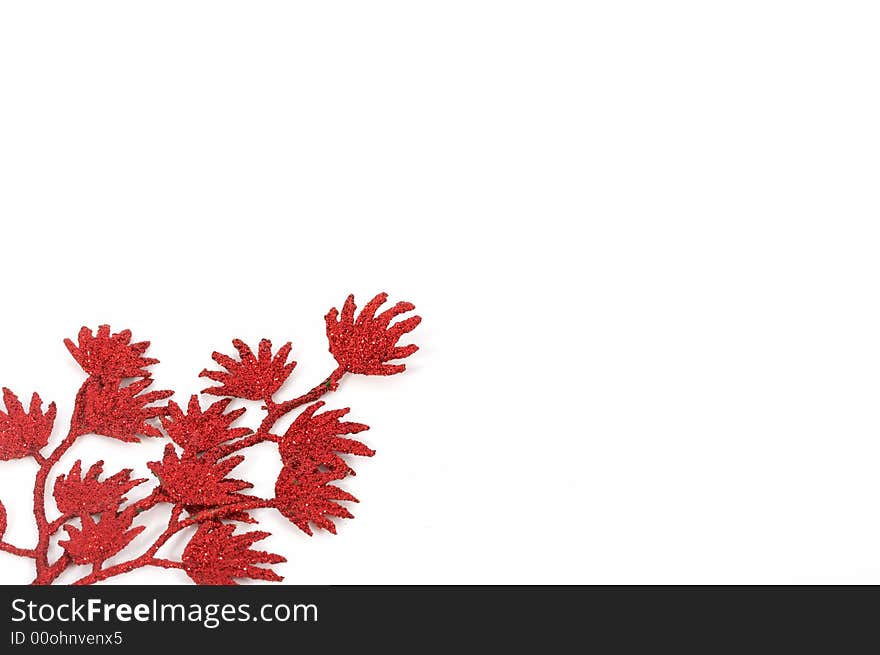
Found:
162,396 -> 251,454
0,388 -> 57,460
149,444 -> 253,506
275,464 -> 358,536
0,292 -> 420,584
80,378 -> 174,442
279,401 -> 373,475
182,522 -> 285,585
200,339 -> 296,400
59,507 -> 145,566
326,293 -> 421,375
64,326 -> 158,383
54,460 -> 146,516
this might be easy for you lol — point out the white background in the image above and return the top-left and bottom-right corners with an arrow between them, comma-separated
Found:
0,2 -> 879,584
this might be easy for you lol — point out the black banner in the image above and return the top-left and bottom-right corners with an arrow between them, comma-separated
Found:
0,586 -> 874,650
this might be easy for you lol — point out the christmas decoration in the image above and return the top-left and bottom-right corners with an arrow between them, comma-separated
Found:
0,293 -> 420,585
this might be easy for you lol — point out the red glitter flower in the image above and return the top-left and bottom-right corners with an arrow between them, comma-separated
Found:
79,378 -> 173,442
182,521 -> 285,585
0,388 -> 56,461
279,401 -> 373,475
54,460 -> 146,517
161,396 -> 250,455
59,507 -> 145,566
200,339 -> 296,401
325,292 -> 421,375
275,464 -> 358,535
65,325 -> 158,383
148,444 -> 252,507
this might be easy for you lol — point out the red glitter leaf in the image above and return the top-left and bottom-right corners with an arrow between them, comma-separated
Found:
54,460 -> 146,517
59,506 -> 145,566
200,339 -> 296,401
148,444 -> 252,507
275,463 -> 358,536
161,395 -> 251,455
79,378 -> 173,442
0,388 -> 56,460
279,401 -> 373,475
325,292 -> 421,375
182,521 -> 285,585
64,325 -> 158,383
0,501 -> 6,539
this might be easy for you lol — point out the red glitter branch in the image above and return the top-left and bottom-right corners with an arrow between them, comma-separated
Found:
0,293 -> 420,585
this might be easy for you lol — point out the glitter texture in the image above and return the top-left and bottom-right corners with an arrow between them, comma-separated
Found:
326,292 -> 421,375
80,377 -> 173,442
182,521 -> 285,585
59,506 -> 145,566
279,401 -> 373,475
161,396 -> 251,454
0,292 -> 420,584
64,326 -> 158,382
275,462 -> 359,536
200,339 -> 296,400
0,388 -> 56,460
149,444 -> 253,506
54,460 -> 146,516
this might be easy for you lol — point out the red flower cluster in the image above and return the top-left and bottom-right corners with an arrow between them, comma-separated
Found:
0,293 -> 420,585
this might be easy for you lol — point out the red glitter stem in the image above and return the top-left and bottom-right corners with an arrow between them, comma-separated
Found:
28,380 -> 98,584
0,541 -> 35,558
32,555 -> 71,585
47,515 -> 71,535
31,381 -> 91,583
266,366 -> 345,426
210,431 -> 277,459
130,488 -> 164,515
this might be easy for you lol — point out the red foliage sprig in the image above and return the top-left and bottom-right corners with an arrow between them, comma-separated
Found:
0,292 -> 420,584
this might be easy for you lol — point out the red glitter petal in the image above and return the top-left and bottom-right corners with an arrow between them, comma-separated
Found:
182,521 -> 285,585
199,338 -> 296,401
148,443 -> 253,507
54,460 -> 146,517
279,401 -> 373,475
161,395 -> 251,454
58,506 -> 145,566
64,325 -> 158,383
0,388 -> 56,460
275,463 -> 358,536
325,292 -> 421,376
79,377 -> 173,442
